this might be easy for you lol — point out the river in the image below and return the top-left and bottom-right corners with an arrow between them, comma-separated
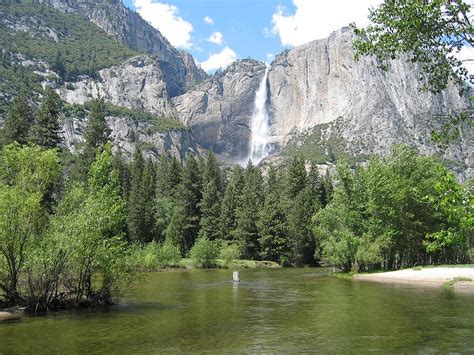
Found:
1,268 -> 473,353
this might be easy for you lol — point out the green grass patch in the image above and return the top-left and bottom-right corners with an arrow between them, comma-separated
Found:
178,258 -> 280,270
444,277 -> 473,289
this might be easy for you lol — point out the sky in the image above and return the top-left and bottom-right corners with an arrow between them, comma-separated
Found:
123,0 -> 474,74
122,0 -> 384,72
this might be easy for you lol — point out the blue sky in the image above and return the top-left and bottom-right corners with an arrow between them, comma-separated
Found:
123,0 -> 383,72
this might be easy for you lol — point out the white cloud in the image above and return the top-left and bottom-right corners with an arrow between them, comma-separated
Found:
457,46 -> 474,76
271,0 -> 383,46
204,16 -> 214,25
200,47 -> 237,72
208,32 -> 223,45
133,0 -> 193,49
266,53 -> 275,62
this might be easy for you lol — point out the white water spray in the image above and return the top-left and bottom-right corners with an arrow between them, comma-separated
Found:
249,66 -> 271,164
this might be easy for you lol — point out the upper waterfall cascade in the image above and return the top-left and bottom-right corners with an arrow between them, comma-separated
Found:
249,66 -> 271,164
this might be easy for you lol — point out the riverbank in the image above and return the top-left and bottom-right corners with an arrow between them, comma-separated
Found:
353,267 -> 474,292
144,258 -> 281,272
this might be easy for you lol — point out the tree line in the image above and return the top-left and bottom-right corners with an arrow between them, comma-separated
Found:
0,88 -> 472,313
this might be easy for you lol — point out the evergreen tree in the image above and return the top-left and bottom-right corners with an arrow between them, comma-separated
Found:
322,170 -> 334,207
285,156 -> 307,199
76,98 -> 111,180
178,155 -> 202,252
127,146 -> 145,242
141,158 -> 156,242
1,91 -> 34,146
307,161 -> 324,210
287,186 -> 317,266
258,166 -> 288,262
53,50 -> 66,81
84,98 -> 110,152
234,160 -> 263,259
199,152 -> 222,241
165,205 -> 186,253
220,165 -> 244,240
283,156 -> 317,265
32,86 -> 62,149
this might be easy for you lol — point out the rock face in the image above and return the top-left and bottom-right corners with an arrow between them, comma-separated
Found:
39,0 -> 207,96
173,60 -> 266,162
62,114 -> 200,161
170,27 -> 471,179
59,55 -> 176,117
267,28 -> 471,179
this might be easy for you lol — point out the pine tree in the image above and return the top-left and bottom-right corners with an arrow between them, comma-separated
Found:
165,205 -> 186,253
321,170 -> 334,207
287,186 -> 317,266
127,146 -> 145,242
32,86 -> 62,149
285,156 -> 307,199
199,152 -> 222,241
84,98 -> 110,152
142,158 -> 156,242
77,98 -> 112,179
156,154 -> 182,199
53,50 -> 66,81
307,161 -> 324,210
220,165 -> 244,240
258,166 -> 288,262
234,160 -> 263,259
1,91 -> 34,145
283,156 -> 317,266
178,155 -> 202,252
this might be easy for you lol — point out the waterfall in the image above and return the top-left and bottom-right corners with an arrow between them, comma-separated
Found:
249,66 -> 271,164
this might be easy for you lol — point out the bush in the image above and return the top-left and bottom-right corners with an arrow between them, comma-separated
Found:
190,238 -> 218,268
156,240 -> 181,268
219,242 -> 241,268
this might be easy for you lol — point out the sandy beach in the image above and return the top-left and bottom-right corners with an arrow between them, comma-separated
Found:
354,267 -> 474,291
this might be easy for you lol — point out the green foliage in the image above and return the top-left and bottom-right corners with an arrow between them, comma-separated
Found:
313,145 -> 472,272
199,151 -> 222,241
127,147 -> 156,242
219,165 -> 244,240
1,91 -> 34,145
157,240 -> 182,268
234,160 -> 263,259
258,167 -> 288,262
0,3 -> 136,81
353,0 -> 473,94
178,155 -> 202,251
0,144 -> 61,305
219,241 -> 241,268
190,237 -> 218,268
31,86 -> 63,149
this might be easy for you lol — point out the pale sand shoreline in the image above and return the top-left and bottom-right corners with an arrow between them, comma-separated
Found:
354,267 -> 474,291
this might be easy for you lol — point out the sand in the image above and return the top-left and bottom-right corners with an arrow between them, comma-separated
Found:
354,267 -> 474,291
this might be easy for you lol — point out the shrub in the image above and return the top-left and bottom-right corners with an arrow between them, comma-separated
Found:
156,240 -> 181,268
219,242 -> 241,268
190,238 -> 218,268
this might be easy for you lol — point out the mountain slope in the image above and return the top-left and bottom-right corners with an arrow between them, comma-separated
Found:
39,0 -> 207,96
172,28 -> 472,179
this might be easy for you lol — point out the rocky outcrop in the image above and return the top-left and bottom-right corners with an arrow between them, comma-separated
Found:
39,0 -> 207,96
267,28 -> 471,179
171,27 -> 471,179
59,55 -> 176,117
62,113 -> 201,161
173,60 -> 266,162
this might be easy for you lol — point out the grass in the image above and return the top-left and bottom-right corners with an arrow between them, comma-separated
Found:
178,258 -> 280,270
444,277 -> 473,289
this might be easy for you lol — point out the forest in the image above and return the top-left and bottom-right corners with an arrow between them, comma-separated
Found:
0,86 -> 472,313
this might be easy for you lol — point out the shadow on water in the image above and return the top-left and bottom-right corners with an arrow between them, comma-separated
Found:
1,268 -> 473,353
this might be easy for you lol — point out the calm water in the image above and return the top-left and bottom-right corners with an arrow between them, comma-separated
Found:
1,268 -> 474,353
